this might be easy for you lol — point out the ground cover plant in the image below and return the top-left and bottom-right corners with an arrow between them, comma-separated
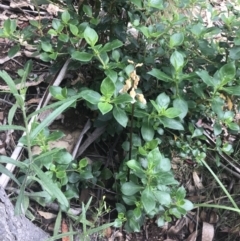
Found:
1,0 -> 240,240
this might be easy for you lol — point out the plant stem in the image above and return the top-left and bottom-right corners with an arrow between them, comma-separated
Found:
201,159 -> 239,210
128,103 -> 135,180
195,203 -> 240,213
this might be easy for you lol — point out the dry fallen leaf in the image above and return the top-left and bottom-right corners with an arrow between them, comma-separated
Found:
38,210 -> 57,219
192,171 -> 204,189
186,230 -> 198,241
47,4 -> 60,16
209,211 -> 219,224
227,96 -> 233,110
62,218 -> 70,241
202,222 -> 214,241
103,227 -> 112,238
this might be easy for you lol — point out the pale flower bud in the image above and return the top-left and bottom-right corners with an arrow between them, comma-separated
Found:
137,94 -> 147,104
129,88 -> 136,99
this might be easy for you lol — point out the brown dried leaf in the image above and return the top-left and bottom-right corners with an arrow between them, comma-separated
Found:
192,171 -> 204,189
0,147 -> 6,155
200,211 -> 207,222
62,218 -> 70,241
202,222 -> 214,241
38,210 -> 57,219
227,96 -> 233,110
47,4 -> 60,16
103,227 -> 112,238
209,211 -> 219,224
0,112 -> 4,121
10,0 -> 32,8
186,230 -> 198,241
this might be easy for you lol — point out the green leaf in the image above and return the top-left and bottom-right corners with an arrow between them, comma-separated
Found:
0,125 -> 25,131
52,19 -> 63,32
0,70 -> 18,94
148,0 -> 164,9
122,195 -> 137,205
156,93 -> 170,109
83,4 -> 92,17
170,51 -> 184,72
79,158 -> 88,168
15,183 -> 26,215
192,128 -> 203,138
133,207 -> 142,219
30,99 -> 76,140
61,11 -> 70,23
41,41 -> 52,52
126,160 -> 145,178
101,167 -> 113,180
148,68 -> 172,82
0,155 -> 28,169
3,19 -> 11,35
100,77 -> 115,98
53,210 -> 62,237
229,47 -> 240,60
223,86 -> 240,96
228,122 -> 240,131
211,97 -> 224,119
101,40 -> 123,52
158,172 -> 179,185
169,33 -> 184,48
113,106 -> 128,127
141,122 -> 154,141
164,108 -> 182,118
173,99 -> 188,120
105,69 -> 118,82
112,94 -> 133,104
176,186 -> 186,200
55,150 -> 72,165
196,70 -> 215,87
141,188 -> 156,213
213,123 -> 222,136
98,102 -> 113,115
219,62 -> 236,85
47,130 -> 65,142
58,33 -> 69,42
180,199 -> 194,211
32,164 -> 69,209
112,50 -> 120,62
0,164 -> 20,186
154,191 -> 171,206
40,52 -> 51,62
71,51 -> 93,62
84,27 -> 98,47
156,217 -> 165,227
80,89 -> 101,104
147,148 -> 171,172
160,117 -> 184,130
49,86 -> 67,100
130,0 -> 142,8
121,181 -> 142,195
8,44 -> 20,58
86,222 -> 115,236
48,29 -> 57,36
139,26 -> 150,38
8,103 -> 18,125
69,24 -> 78,36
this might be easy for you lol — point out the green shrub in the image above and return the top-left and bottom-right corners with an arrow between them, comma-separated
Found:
1,0 -> 240,233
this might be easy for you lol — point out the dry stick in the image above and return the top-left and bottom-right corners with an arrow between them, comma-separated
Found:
0,58 -> 71,189
72,119 -> 91,159
76,125 -> 107,158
